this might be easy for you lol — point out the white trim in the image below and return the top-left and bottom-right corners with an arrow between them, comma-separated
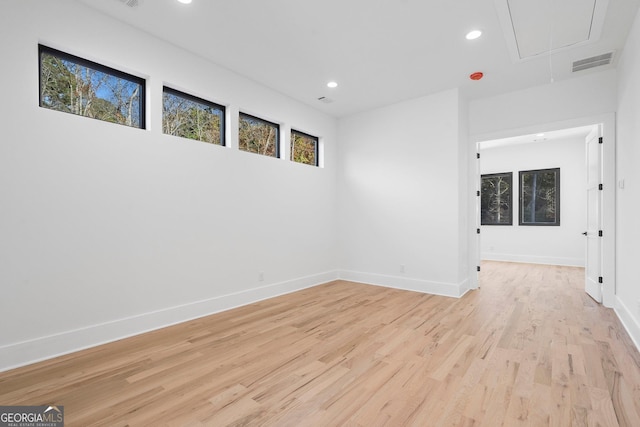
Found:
600,115 -> 616,307
473,142 -> 482,290
339,270 -> 467,298
615,297 -> 640,353
481,253 -> 584,267
0,271 -> 339,373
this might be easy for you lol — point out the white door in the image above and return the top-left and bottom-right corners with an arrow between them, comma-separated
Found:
585,128 -> 603,303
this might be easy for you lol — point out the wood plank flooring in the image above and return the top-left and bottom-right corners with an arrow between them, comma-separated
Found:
1,261 -> 640,426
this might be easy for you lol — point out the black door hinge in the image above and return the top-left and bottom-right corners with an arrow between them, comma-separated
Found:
599,183 -> 603,191
477,190 -> 480,197
477,266 -> 481,272
477,153 -> 480,159
477,228 -> 480,234
599,230 -> 603,237
599,137 -> 603,144
598,276 -> 603,284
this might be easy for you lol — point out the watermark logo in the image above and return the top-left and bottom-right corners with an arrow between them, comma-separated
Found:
0,405 -> 64,427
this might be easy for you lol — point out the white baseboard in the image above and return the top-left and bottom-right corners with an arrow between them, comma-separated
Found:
614,296 -> 640,354
0,270 -> 339,373
481,253 -> 585,267
339,270 -> 467,298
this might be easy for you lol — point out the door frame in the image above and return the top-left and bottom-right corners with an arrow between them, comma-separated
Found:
468,113 -> 616,308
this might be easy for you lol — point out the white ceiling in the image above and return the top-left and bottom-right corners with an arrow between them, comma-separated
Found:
78,0 -> 640,117
479,125 -> 597,150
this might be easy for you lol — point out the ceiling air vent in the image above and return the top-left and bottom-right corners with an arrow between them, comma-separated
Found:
118,0 -> 141,7
317,97 -> 333,104
572,52 -> 614,72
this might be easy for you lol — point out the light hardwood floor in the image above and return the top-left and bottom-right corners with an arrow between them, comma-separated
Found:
1,261 -> 639,426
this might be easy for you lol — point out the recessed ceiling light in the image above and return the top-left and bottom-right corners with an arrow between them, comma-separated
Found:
177,0 -> 192,4
327,81 -> 338,88
536,133 -> 545,137
466,30 -> 482,40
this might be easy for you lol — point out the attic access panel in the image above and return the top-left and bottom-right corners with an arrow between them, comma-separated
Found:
495,0 -> 609,60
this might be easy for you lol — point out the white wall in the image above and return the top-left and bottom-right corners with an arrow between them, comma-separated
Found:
0,0 -> 339,370
337,89 -> 469,297
470,70 -> 617,138
480,138 -> 586,266
615,7 -> 640,349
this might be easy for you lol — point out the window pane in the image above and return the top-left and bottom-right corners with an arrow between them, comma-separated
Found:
39,45 -> 144,129
291,130 -> 318,166
162,88 -> 225,145
519,168 -> 560,225
481,173 -> 512,225
238,113 -> 279,157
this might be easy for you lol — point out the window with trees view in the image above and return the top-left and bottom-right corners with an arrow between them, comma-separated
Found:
481,172 -> 513,225
238,113 -> 279,158
162,87 -> 225,145
519,168 -> 560,226
39,45 -> 145,129
291,130 -> 318,166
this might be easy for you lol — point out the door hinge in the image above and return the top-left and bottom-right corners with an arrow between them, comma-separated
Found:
477,190 -> 480,197
477,266 -> 481,272
599,230 -> 603,237
598,137 -> 603,144
598,276 -> 603,284
599,183 -> 603,191
477,228 -> 481,234
477,153 -> 480,159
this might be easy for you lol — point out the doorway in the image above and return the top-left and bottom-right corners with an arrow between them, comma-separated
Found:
470,114 -> 616,308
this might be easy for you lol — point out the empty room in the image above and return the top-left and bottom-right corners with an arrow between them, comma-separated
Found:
1,0 -> 640,425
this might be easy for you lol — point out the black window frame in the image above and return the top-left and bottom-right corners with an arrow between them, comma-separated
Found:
162,86 -> 226,146
38,44 -> 146,129
519,168 -> 561,226
481,172 -> 513,226
290,129 -> 319,167
238,112 -> 280,158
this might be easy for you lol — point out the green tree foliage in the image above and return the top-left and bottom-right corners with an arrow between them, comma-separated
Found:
40,51 -> 141,128
291,132 -> 317,166
162,91 -> 222,145
239,114 -> 278,157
